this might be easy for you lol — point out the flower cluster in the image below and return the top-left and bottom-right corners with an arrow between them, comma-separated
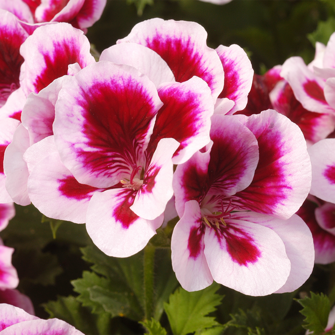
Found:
0,1 -> 332,313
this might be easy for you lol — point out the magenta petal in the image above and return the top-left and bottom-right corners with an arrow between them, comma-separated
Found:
270,81 -> 335,144
206,114 -> 259,197
0,0 -> 34,23
204,212 -> 290,296
131,138 -> 179,220
0,246 -> 19,290
216,44 -> 253,114
0,304 -> 37,331
235,110 -> 311,219
0,204 -> 15,232
315,202 -> 335,235
0,10 -> 28,107
86,188 -> 163,257
0,88 -> 27,121
54,61 -> 162,188
0,289 -> 34,315
118,18 -> 224,100
171,200 -> 213,291
281,57 -> 334,114
20,22 -> 95,95
148,76 -> 214,164
309,139 -> 335,203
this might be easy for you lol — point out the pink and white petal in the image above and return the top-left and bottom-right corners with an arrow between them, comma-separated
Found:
309,139 -> 335,203
308,42 -> 325,70
204,214 -> 291,296
28,150 -> 101,223
173,142 -> 212,218
54,61 -> 162,188
216,44 -> 253,114
35,0 -> 84,23
100,43 -> 175,87
0,289 -> 34,315
0,118 -> 20,203
118,18 -> 224,100
0,318 -> 84,334
270,81 -> 335,144
324,77 -> 335,109
171,200 -> 213,291
206,114 -> 259,197
198,0 -> 232,3
20,22 -> 95,95
0,88 -> 27,121
281,57 -> 333,114
254,214 -> 314,293
162,195 -> 177,227
0,246 -> 19,290
131,138 -> 179,220
73,0 -> 107,30
315,202 -> 335,235
4,124 -> 30,206
213,97 -> 235,115
21,76 -> 67,144
325,306 -> 335,332
0,0 -> 34,23
148,76 -> 214,164
23,135 -> 57,174
0,304 -> 37,331
86,188 -> 163,257
0,10 -> 28,107
235,109 -> 311,219
297,198 -> 335,265
0,203 -> 15,232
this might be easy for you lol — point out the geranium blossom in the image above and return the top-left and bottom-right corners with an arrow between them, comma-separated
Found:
172,110 -> 313,295
0,0 -> 106,32
26,60 -> 214,257
0,303 -> 83,334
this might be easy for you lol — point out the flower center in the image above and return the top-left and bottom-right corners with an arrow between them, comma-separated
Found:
120,166 -> 144,191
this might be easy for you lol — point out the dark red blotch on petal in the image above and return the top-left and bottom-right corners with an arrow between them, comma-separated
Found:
235,125 -> 290,215
0,24 -> 27,103
303,80 -> 327,103
216,224 -> 261,266
147,86 -> 201,158
237,74 -> 273,116
142,165 -> 159,194
33,39 -> 84,93
188,224 -> 205,259
146,34 -> 214,89
324,165 -> 335,185
218,58 -> 239,100
113,189 -> 138,229
0,144 -> 9,174
58,175 -> 99,200
76,77 -> 157,179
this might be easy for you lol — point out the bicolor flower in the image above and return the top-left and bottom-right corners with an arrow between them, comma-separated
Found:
297,196 -> 335,264
26,59 -> 214,257
0,0 -> 106,32
0,303 -> 83,334
172,110 -> 313,295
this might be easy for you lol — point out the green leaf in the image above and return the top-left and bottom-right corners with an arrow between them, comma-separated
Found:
140,318 -> 167,335
195,326 -> 225,335
307,18 -> 335,46
164,283 -> 223,335
44,296 -> 113,335
78,245 -> 178,322
297,292 -> 331,334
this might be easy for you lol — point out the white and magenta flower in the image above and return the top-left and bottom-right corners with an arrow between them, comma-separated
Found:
0,303 -> 83,334
0,0 -> 106,31
26,59 -> 214,257
172,110 -> 313,295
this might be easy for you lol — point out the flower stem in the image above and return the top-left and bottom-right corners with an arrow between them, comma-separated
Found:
143,243 -> 155,320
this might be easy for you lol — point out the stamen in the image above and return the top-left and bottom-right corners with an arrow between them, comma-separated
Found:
220,217 -> 227,226
203,217 -> 211,228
